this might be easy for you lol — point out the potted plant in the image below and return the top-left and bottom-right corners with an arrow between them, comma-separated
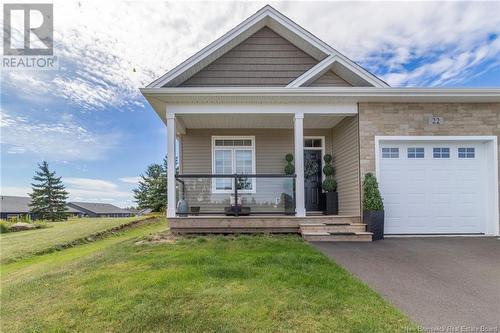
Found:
362,173 -> 384,240
321,154 -> 338,215
283,153 -> 295,215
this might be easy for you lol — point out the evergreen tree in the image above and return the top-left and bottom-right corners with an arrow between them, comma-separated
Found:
133,163 -> 167,212
133,156 -> 178,212
29,161 -> 69,221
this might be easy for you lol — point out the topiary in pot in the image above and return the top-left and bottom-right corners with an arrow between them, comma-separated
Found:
362,173 -> 384,240
284,153 -> 295,175
322,153 -> 338,215
283,154 -> 295,214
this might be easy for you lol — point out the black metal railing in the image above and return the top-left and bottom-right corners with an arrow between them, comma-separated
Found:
175,174 -> 296,217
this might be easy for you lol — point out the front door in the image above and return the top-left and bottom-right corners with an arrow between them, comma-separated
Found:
304,150 -> 322,211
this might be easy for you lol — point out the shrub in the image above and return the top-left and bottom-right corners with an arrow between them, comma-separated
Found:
321,153 -> 336,192
0,221 -> 11,234
362,173 -> 384,211
322,178 -> 337,192
284,154 -> 295,175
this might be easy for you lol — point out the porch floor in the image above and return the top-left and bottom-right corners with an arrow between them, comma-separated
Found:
169,215 -> 372,241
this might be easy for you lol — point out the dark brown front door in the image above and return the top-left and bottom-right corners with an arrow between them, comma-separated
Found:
304,150 -> 322,211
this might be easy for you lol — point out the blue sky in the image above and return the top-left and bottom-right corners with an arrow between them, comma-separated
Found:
1,1 -> 500,207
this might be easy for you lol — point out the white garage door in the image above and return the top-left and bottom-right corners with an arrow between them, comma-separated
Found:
378,140 -> 488,234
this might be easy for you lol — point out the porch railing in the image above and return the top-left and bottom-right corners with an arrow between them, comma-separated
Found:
175,174 -> 296,216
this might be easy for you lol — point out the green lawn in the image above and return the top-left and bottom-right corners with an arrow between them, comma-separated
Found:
1,219 -> 415,332
0,216 -> 149,263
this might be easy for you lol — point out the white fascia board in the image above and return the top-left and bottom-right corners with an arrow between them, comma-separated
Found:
287,55 -> 337,87
141,87 -> 500,99
166,103 -> 357,115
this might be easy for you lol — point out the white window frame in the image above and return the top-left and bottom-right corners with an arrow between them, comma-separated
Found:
433,147 -> 450,159
458,147 -> 476,159
381,147 -> 399,159
407,147 -> 425,159
211,136 -> 256,194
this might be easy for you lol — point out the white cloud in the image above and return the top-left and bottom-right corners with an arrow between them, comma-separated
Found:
0,178 -> 135,207
1,181 -> 134,208
65,178 -> 119,192
119,176 -> 141,184
65,177 -> 134,207
2,1 -> 499,110
0,110 -> 120,161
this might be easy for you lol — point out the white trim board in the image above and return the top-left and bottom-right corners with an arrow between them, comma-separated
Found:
374,135 -> 499,236
166,103 -> 357,115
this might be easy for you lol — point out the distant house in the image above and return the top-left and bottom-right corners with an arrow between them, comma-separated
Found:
67,202 -> 133,218
0,196 -> 35,220
0,196 -> 84,220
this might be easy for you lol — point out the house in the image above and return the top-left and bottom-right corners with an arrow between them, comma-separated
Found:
0,196 -> 35,220
0,196 -> 84,220
67,202 -> 133,218
141,5 -> 499,239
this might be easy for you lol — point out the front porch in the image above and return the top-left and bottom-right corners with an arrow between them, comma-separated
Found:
161,108 -> 367,240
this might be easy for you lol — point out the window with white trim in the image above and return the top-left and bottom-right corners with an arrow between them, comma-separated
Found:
304,138 -> 322,148
433,147 -> 450,158
212,137 -> 255,192
458,147 -> 475,159
407,147 -> 425,159
382,147 -> 399,158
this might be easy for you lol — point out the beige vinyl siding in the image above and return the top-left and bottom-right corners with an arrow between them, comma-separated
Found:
180,128 -> 332,213
179,27 -> 320,87
181,128 -> 332,173
331,116 -> 361,216
308,70 -> 352,87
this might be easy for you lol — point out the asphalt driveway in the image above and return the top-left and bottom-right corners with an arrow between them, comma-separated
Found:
312,237 -> 500,330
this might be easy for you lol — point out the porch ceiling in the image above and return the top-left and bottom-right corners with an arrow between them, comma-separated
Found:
177,114 -> 345,129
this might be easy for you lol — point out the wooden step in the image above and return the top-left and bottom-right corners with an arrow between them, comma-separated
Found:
301,231 -> 372,242
299,223 -> 366,233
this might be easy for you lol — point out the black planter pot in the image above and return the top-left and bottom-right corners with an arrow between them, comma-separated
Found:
324,192 -> 338,215
363,210 -> 384,241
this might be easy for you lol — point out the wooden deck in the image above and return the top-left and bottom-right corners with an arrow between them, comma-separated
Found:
171,215 -> 356,232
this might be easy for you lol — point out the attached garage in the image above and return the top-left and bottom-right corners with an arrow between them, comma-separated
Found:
376,136 -> 499,235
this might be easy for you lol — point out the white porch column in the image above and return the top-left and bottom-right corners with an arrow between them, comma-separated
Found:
166,111 -> 176,218
294,112 -> 305,217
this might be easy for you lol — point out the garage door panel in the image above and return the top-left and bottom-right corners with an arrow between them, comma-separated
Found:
379,141 -> 487,234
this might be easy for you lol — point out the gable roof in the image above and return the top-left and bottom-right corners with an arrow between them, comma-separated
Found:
0,196 -> 31,213
147,5 -> 388,88
0,196 -> 84,214
68,202 -> 131,214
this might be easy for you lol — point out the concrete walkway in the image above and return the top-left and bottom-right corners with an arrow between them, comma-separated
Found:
312,237 -> 500,330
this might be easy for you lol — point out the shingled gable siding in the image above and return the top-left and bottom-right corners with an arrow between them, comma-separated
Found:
178,27 -> 321,87
331,116 -> 361,215
308,70 -> 352,87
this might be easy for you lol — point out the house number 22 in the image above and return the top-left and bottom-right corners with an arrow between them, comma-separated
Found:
430,116 -> 443,125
